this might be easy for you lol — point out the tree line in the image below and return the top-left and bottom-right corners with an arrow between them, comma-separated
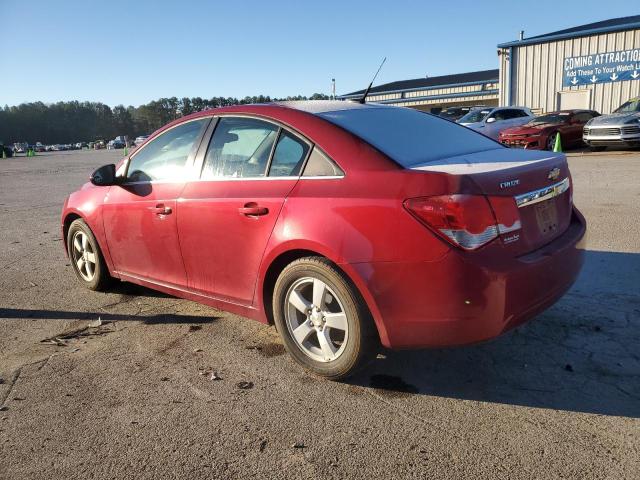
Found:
0,93 -> 331,144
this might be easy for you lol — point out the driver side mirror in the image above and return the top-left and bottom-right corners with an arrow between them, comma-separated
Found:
486,117 -> 496,124
90,164 -> 117,186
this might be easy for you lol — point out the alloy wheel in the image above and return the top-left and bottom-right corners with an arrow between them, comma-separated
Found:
284,277 -> 349,363
71,231 -> 97,282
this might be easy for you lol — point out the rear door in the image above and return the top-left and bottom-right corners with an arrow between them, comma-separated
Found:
102,118 -> 209,286
178,116 -> 310,305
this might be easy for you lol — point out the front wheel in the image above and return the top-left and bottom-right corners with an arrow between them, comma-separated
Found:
67,219 -> 113,291
272,257 -> 377,380
546,131 -> 560,151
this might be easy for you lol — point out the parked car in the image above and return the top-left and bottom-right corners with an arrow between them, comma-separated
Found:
583,97 -> 640,150
34,142 -> 46,152
13,142 -> 28,153
107,138 -> 126,149
438,106 -> 485,122
1,142 -> 14,158
458,106 -> 534,140
134,135 -> 149,146
499,110 -> 600,150
62,101 -> 586,379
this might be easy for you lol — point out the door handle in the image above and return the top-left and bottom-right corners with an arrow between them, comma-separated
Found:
239,203 -> 269,217
151,204 -> 172,215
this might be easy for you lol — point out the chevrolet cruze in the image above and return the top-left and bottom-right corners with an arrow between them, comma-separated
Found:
62,101 -> 586,379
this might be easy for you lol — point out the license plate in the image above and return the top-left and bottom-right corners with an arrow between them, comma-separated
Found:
535,200 -> 559,235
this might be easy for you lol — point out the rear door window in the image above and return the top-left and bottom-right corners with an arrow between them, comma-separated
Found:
201,117 -> 278,179
268,131 -> 310,177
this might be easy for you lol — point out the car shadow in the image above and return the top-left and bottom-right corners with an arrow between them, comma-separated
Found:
110,281 -> 171,298
0,307 -> 219,325
349,249 -> 640,418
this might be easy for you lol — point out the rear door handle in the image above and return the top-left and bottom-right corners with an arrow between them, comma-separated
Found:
151,204 -> 172,215
239,203 -> 269,217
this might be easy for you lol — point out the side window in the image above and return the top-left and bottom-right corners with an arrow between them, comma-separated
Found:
492,110 -> 509,121
515,109 -> 530,118
268,131 -> 310,177
201,117 -> 278,179
302,147 -> 344,177
127,119 -> 207,182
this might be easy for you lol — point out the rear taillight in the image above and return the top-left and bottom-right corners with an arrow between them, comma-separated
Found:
404,195 -> 520,250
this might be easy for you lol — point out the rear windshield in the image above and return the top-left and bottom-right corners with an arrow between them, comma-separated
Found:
317,107 -> 500,167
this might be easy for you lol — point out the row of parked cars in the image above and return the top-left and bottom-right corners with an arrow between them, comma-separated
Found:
438,96 -> 640,151
4,135 -> 151,156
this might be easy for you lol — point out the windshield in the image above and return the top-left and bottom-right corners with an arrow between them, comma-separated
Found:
318,106 -> 501,167
527,113 -> 571,125
458,109 -> 492,123
439,109 -> 464,118
614,99 -> 640,113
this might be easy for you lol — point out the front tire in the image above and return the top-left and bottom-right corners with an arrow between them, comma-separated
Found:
272,257 -> 377,380
546,131 -> 560,151
67,219 -> 113,291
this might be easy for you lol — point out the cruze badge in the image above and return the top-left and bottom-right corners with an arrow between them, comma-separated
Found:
500,179 -> 520,189
548,167 -> 561,181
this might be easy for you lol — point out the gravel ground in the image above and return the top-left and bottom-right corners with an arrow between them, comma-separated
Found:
0,149 -> 638,479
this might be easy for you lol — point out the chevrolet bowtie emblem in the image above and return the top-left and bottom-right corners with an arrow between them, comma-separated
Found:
548,167 -> 560,181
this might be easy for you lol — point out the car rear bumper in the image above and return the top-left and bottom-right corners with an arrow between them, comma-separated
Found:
351,208 -> 587,349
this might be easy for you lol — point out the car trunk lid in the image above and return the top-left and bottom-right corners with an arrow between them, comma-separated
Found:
411,148 -> 572,255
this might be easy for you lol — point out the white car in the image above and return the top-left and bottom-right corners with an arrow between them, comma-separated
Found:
458,106 -> 533,140
134,135 -> 149,146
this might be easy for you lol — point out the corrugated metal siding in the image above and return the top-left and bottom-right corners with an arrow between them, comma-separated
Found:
393,94 -> 498,108
499,28 -> 640,113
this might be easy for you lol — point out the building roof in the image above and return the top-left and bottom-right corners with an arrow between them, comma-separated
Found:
339,69 -> 499,98
498,15 -> 640,48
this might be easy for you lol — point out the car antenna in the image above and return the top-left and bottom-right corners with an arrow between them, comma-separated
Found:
359,57 -> 386,104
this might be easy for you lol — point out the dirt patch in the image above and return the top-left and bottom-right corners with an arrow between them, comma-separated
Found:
258,343 -> 286,358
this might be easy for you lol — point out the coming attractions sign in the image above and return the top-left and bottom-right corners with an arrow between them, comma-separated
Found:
563,48 -> 640,87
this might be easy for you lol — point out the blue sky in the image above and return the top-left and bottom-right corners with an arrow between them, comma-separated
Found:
1,0 -> 636,107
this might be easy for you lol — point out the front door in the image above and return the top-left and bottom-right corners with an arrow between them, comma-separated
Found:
103,118 -> 209,286
178,116 -> 310,305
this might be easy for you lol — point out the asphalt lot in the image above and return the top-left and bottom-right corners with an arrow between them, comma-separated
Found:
1,148 -> 639,479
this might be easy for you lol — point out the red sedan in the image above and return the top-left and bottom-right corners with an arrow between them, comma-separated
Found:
62,102 -> 586,379
499,110 -> 600,150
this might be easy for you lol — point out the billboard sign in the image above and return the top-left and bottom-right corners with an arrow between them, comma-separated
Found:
563,48 -> 640,87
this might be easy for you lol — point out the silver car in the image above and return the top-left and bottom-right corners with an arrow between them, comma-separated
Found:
457,106 -> 533,141
583,97 -> 640,151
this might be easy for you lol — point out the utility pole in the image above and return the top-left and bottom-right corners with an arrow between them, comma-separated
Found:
331,78 -> 336,100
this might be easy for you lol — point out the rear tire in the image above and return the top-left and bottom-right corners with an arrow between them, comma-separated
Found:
67,219 -> 113,291
272,257 -> 377,380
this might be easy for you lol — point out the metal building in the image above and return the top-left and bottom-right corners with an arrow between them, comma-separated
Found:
498,15 -> 640,114
337,70 -> 499,114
